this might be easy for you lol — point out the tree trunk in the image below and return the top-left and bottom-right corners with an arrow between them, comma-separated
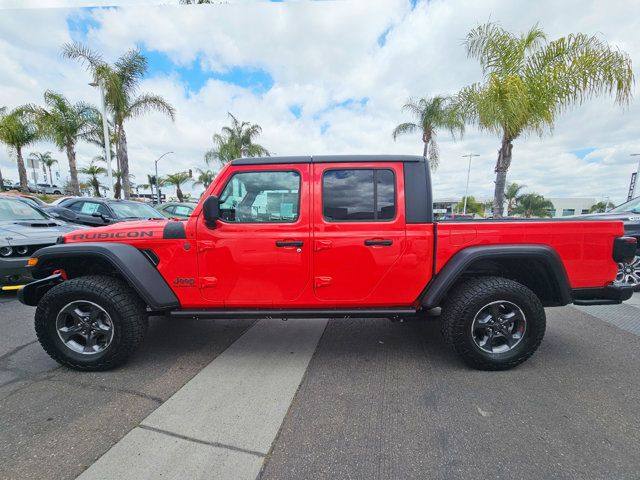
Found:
176,186 -> 183,202
493,134 -> 513,218
16,146 -> 29,192
48,166 -> 53,188
92,178 -> 101,197
114,178 -> 122,199
0,167 -> 4,190
66,143 -> 80,196
117,126 -> 131,200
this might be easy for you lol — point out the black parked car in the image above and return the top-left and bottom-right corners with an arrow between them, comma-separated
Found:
56,197 -> 165,227
579,196 -> 640,290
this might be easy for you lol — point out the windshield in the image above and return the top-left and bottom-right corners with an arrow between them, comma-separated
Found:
0,198 -> 49,221
109,202 -> 163,219
609,197 -> 640,214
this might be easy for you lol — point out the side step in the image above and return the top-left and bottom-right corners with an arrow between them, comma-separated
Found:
168,308 -> 418,320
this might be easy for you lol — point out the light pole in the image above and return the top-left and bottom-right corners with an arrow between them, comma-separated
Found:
89,81 -> 113,198
154,151 -> 173,204
462,153 -> 479,214
631,153 -> 640,200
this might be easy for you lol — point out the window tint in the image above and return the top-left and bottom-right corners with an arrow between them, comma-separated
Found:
218,171 -> 300,223
323,169 -> 395,221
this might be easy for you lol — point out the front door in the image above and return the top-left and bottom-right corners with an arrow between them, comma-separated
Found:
197,164 -> 310,307
312,162 -> 406,303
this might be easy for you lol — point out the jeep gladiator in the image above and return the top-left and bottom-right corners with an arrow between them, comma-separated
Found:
18,155 -> 637,371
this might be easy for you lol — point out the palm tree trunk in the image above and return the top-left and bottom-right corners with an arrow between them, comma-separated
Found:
117,126 -> 131,200
92,177 -> 100,197
66,143 -> 80,196
16,146 -> 28,192
493,134 -> 513,218
176,186 -> 183,202
48,166 -> 53,187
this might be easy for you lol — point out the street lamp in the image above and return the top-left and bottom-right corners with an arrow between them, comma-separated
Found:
462,153 -> 480,214
154,151 -> 173,204
89,81 -> 114,198
631,153 -> 640,200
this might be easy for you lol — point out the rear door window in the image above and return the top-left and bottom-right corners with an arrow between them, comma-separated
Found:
322,169 -> 396,221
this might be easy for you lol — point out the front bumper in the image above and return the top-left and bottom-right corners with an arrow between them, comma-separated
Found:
0,256 -> 31,285
572,284 -> 635,306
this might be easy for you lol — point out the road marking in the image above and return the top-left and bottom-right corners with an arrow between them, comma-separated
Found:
573,299 -> 640,336
77,318 -> 327,480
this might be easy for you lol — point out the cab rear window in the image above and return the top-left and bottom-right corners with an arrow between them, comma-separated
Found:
322,169 -> 395,221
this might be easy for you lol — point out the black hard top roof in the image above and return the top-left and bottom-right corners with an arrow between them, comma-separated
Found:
230,155 -> 425,166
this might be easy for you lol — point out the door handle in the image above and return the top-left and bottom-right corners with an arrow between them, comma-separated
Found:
276,241 -> 304,247
364,239 -> 393,246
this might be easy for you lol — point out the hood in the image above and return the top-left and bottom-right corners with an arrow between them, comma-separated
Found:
0,220 -> 85,245
64,218 -> 170,243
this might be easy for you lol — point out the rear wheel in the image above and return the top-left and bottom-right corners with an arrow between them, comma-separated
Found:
615,251 -> 640,290
441,276 -> 546,370
35,275 -> 148,371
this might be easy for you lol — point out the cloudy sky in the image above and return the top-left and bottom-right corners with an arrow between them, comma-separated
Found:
0,0 -> 639,203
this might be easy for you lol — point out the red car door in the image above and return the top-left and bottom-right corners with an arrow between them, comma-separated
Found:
312,162 -> 407,304
197,164 -> 311,307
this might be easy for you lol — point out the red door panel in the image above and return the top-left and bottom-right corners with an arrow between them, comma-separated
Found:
196,164 -> 311,307
311,162 -> 407,303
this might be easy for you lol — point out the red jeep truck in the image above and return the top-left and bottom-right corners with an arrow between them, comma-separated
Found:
18,155 -> 637,371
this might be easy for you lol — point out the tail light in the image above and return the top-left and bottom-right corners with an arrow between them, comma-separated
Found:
613,236 -> 638,264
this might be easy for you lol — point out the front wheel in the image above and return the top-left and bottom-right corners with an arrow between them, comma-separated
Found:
34,275 -> 148,371
441,276 -> 546,371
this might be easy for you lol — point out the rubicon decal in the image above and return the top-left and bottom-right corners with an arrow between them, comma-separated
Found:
71,231 -> 155,241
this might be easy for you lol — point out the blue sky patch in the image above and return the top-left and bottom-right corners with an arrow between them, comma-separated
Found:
320,122 -> 330,135
377,26 -> 392,47
66,8 -> 102,42
571,147 -> 596,159
289,105 -> 302,118
140,45 -> 273,95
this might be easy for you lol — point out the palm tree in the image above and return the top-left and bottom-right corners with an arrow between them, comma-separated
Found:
455,22 -> 633,217
512,193 -> 554,218
29,151 -> 58,187
454,196 -> 485,216
34,91 -> 100,195
79,163 -> 107,197
589,201 -> 615,213
63,42 -> 176,199
504,181 -> 527,216
162,172 -> 192,202
392,95 -> 464,171
205,113 -> 269,166
193,168 -> 217,189
0,107 -> 39,192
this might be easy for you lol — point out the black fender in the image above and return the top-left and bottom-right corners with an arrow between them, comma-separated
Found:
419,244 -> 573,309
20,242 -> 180,310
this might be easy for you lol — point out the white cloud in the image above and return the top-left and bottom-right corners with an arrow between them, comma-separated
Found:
0,0 -> 639,203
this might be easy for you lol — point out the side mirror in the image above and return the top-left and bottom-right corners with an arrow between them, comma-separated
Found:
202,195 -> 220,228
91,212 -> 111,223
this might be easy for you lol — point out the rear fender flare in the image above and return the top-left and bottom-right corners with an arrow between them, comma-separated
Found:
420,244 -> 573,309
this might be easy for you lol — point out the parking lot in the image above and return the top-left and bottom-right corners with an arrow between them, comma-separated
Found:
1,291 -> 639,480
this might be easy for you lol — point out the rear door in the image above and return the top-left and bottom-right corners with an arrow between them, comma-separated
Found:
312,162 -> 406,303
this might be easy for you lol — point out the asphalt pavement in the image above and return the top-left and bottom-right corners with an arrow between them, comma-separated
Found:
1,291 -> 639,480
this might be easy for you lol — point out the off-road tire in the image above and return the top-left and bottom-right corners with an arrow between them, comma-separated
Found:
35,275 -> 148,371
441,276 -> 546,371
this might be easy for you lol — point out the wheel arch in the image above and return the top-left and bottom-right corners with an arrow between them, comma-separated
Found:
420,244 -> 573,309
22,242 -> 179,310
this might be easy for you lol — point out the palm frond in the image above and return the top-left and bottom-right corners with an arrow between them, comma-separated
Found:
127,93 -> 176,121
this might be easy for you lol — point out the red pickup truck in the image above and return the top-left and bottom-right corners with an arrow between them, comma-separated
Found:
19,155 -> 637,371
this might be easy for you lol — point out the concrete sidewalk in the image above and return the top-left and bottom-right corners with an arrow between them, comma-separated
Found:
77,318 -> 327,480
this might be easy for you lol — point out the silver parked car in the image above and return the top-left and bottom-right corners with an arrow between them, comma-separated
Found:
0,197 -> 85,285
36,183 -> 64,195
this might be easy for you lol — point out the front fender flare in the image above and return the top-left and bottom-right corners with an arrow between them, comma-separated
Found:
22,242 -> 179,310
